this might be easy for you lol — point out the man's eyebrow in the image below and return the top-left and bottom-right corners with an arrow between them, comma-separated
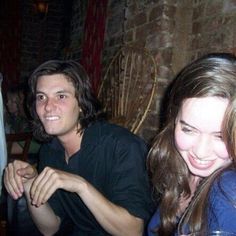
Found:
55,90 -> 75,96
35,90 -> 45,94
35,89 -> 72,94
56,90 -> 72,93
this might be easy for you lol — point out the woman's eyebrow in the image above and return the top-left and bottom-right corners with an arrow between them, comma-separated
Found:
180,120 -> 222,135
180,120 -> 197,130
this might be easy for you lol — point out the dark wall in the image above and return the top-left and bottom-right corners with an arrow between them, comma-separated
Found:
20,0 -> 73,78
0,0 -> 21,90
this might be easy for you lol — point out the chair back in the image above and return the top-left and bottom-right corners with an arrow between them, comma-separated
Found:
98,45 -> 157,133
6,132 -> 32,161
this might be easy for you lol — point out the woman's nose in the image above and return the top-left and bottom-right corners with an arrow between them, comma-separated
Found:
192,134 -> 212,159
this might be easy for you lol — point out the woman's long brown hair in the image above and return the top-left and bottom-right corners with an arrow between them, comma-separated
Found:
147,53 -> 236,235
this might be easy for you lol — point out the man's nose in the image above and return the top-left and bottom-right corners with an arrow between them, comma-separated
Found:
44,98 -> 55,111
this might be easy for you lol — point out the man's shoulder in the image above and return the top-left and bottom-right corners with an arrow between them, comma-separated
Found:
96,121 -> 146,144
99,121 -> 132,135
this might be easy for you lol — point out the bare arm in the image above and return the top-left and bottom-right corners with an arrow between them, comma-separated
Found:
78,179 -> 144,236
4,161 -> 61,236
24,193 -> 61,236
30,167 -> 144,236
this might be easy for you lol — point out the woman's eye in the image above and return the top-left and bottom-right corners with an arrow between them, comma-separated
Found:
181,127 -> 193,134
214,134 -> 223,140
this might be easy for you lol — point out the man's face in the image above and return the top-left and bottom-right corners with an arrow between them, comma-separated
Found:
35,74 -> 81,140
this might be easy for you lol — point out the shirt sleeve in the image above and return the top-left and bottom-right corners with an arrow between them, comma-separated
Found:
208,170 -> 236,232
147,208 -> 160,236
108,134 -> 154,222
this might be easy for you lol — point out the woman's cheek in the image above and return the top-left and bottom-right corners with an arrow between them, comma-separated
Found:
174,129 -> 194,151
214,142 -> 229,160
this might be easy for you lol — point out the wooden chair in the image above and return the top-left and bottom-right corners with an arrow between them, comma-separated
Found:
6,132 -> 32,162
98,45 -> 157,133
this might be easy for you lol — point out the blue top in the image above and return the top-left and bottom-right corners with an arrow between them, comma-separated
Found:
147,170 -> 236,235
38,121 -> 154,235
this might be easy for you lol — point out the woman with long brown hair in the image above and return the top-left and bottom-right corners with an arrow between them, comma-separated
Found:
147,53 -> 236,235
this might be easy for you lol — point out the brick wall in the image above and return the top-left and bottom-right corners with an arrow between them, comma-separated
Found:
16,0 -> 236,143
103,0 -> 236,142
104,0 -> 178,141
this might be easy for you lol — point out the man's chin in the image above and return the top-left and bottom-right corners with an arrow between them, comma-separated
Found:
44,129 -> 58,135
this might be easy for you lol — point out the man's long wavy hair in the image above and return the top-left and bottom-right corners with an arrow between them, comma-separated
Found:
147,53 -> 236,235
28,60 -> 105,142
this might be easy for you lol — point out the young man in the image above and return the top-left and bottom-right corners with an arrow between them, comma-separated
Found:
4,60 -> 153,235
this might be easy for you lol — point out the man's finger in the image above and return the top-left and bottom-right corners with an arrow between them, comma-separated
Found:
17,165 -> 37,179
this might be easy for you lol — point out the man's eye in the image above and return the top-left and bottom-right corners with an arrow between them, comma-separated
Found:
58,94 -> 66,99
36,95 -> 45,101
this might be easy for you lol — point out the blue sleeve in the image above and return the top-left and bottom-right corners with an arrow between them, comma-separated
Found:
208,170 -> 236,232
147,208 -> 160,236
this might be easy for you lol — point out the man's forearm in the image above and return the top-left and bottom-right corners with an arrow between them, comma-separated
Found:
78,180 -> 144,236
25,192 -> 61,236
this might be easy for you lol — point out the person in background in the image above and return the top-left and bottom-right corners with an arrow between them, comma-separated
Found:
4,83 -> 41,236
147,53 -> 236,235
5,83 -> 40,155
6,84 -> 29,133
4,60 -> 153,235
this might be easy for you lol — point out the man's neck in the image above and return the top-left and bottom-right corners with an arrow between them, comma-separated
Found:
58,130 -> 84,162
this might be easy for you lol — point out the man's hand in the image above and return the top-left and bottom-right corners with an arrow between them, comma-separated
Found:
30,167 -> 85,207
30,167 -> 144,235
4,160 -> 37,200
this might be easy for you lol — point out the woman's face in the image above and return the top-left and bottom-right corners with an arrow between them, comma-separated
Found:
174,97 -> 231,178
